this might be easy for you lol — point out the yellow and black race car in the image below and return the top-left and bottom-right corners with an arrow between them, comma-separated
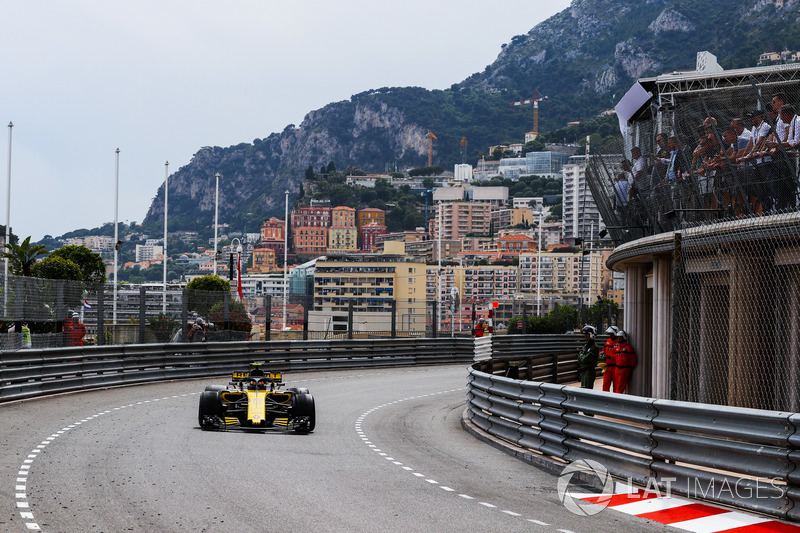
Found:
198,363 -> 315,433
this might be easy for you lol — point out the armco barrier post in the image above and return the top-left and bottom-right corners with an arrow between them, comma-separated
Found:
432,300 -> 438,338
181,289 -> 188,342
264,294 -> 271,341
347,299 -> 354,340
139,286 -> 146,343
391,300 -> 397,338
97,284 -> 105,346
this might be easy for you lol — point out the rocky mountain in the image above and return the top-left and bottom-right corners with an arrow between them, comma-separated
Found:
142,0 -> 800,235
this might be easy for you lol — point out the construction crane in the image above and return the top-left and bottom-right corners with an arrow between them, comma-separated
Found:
460,136 -> 468,164
427,130 -> 437,167
509,90 -> 549,136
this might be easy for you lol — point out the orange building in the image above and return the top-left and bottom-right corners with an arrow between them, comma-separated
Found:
260,217 -> 285,241
294,226 -> 328,258
493,233 -> 537,262
331,206 -> 356,228
357,208 -> 386,231
251,247 -> 277,273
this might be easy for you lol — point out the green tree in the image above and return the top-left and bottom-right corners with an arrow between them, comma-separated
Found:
50,245 -> 106,287
185,275 -> 231,318
208,299 -> 252,339
148,313 -> 181,343
2,236 -> 48,276
31,255 -> 82,281
551,304 -> 580,333
586,297 -> 620,330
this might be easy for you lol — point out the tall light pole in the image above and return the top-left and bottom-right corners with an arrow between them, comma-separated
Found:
113,148 -> 120,326
230,237 -> 243,300
213,173 -> 220,275
537,211 -> 543,316
162,161 -> 169,314
282,190 -> 289,330
437,201 -> 443,333
4,122 -> 13,315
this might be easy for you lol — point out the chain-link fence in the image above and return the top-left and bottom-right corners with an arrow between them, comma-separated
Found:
589,75 -> 800,244
589,65 -> 800,410
0,273 -> 595,350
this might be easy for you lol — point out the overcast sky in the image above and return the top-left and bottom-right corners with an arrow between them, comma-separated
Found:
2,0 -> 571,241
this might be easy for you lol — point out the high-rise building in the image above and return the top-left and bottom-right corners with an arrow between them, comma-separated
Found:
432,202 -> 492,241
562,155 -> 603,243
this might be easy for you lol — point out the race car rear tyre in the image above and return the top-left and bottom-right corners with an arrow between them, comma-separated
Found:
198,390 -> 222,428
293,393 -> 315,433
287,387 -> 310,395
205,385 -> 226,392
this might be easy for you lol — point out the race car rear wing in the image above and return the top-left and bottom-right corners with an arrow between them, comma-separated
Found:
232,370 -> 282,382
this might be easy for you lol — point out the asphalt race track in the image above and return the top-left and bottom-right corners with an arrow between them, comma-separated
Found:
1,365 -> 671,532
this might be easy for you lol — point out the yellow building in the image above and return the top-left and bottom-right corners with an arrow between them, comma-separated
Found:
309,245 -> 426,334
251,247 -> 277,273
328,226 -> 358,253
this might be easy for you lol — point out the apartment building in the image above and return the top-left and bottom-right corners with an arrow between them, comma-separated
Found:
361,222 -> 386,252
356,208 -> 386,232
294,226 -> 328,258
492,207 -> 535,230
328,206 -> 357,253
66,235 -> 116,253
405,239 -> 462,263
251,247 -> 277,273
432,202 -> 492,241
260,217 -> 285,241
518,248 -> 613,308
562,155 -> 603,243
309,250 -> 426,333
135,241 -> 163,263
291,206 -> 331,229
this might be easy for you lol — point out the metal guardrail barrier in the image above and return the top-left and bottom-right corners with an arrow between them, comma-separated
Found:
5,332 -> 799,520
0,337 -> 475,403
466,358 -> 800,521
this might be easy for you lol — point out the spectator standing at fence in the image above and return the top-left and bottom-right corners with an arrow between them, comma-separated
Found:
62,310 -> 74,347
614,172 -> 629,210
188,317 -> 207,342
629,147 -> 648,191
776,104 -> 800,150
772,92 -> 787,133
614,330 -> 638,393
650,133 -> 670,182
66,311 -> 86,347
601,326 -> 619,392
21,322 -> 31,349
577,325 -> 599,389
731,118 -> 752,151
474,317 -> 486,338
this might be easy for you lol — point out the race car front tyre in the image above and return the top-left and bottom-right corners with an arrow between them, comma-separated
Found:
198,390 -> 222,429
292,393 -> 315,433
